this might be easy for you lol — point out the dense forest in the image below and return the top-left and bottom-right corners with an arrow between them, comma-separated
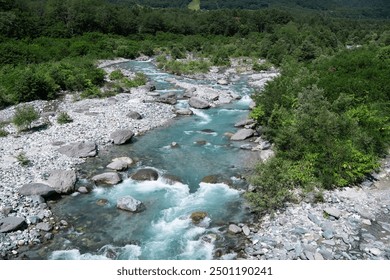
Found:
109,0 -> 390,18
1,0 -> 389,213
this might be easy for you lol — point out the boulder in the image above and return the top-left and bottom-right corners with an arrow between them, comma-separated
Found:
240,144 -> 253,150
249,101 -> 256,110
188,97 -> 210,109
157,96 -> 177,105
127,111 -> 142,120
46,170 -> 77,194
201,175 -> 232,186
0,217 -> 27,233
195,140 -> 207,146
162,174 -> 183,185
117,196 -> 145,212
170,142 -> 179,148
18,183 -> 58,199
183,87 -> 196,98
92,172 -> 122,185
228,224 -> 242,234
234,119 -> 255,128
107,157 -> 133,171
110,129 -> 134,145
176,109 -> 193,116
217,79 -> 229,85
324,208 -> 341,219
36,222 -> 53,232
190,211 -> 208,224
230,129 -> 255,141
57,141 -> 97,158
131,169 -> 159,181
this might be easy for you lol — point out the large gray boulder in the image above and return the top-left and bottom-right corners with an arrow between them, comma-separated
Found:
106,157 -> 133,171
110,129 -> 134,145
18,183 -> 58,199
127,111 -> 142,120
117,196 -> 145,212
176,109 -> 193,116
230,129 -> 255,141
92,172 -> 122,185
0,217 -> 27,233
157,96 -> 177,105
131,169 -> 159,181
188,97 -> 210,109
57,142 -> 97,158
46,170 -> 77,194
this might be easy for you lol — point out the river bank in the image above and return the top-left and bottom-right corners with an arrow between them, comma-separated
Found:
0,57 -> 276,259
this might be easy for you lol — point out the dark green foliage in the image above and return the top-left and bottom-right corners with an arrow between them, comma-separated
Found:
12,105 -> 40,131
57,112 -> 73,124
109,69 -> 125,80
250,47 -> 389,200
16,152 -> 30,166
0,123 -> 8,137
122,73 -> 147,88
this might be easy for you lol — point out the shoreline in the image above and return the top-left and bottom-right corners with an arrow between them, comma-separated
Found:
0,56 -> 274,259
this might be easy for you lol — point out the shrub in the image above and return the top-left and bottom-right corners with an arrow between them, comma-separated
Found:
57,112 -> 73,124
16,152 -> 30,166
12,105 -> 40,131
0,123 -> 8,137
109,69 -> 125,80
122,73 -> 147,88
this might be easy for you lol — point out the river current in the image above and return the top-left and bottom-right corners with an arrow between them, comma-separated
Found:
30,60 -> 257,260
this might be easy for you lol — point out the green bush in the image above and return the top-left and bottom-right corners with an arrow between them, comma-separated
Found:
0,123 -> 8,137
12,105 -> 40,131
16,152 -> 30,166
57,112 -> 73,124
122,73 -> 148,88
109,69 -> 125,80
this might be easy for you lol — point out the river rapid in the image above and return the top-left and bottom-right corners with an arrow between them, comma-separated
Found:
25,60 -> 262,260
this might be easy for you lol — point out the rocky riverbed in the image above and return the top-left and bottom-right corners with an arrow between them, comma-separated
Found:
0,57 -> 277,259
226,156 -> 390,260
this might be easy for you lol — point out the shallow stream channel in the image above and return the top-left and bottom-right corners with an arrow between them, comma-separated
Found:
28,60 -> 260,260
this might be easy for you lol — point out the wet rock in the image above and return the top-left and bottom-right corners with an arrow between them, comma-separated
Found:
162,174 -> 182,185
127,111 -> 142,120
18,183 -> 58,200
217,79 -> 229,85
57,141 -> 97,158
96,199 -> 108,206
234,119 -> 255,128
240,144 -> 253,150
92,172 -> 122,185
324,207 -> 341,219
46,170 -> 77,194
190,212 -> 208,225
36,222 -> 53,232
229,224 -> 242,234
176,109 -> 193,116
201,175 -> 232,186
0,217 -> 27,233
170,142 -> 179,148
78,187 -> 89,194
188,97 -> 210,109
157,96 -> 177,105
230,129 -> 255,141
107,157 -> 133,171
27,216 -> 41,224
195,140 -> 207,146
117,196 -> 145,212
110,129 -> 134,145
131,169 -> 159,181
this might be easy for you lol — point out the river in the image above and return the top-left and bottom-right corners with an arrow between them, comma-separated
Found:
27,60 -> 258,260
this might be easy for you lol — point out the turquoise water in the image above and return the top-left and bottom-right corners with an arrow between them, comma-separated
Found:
43,61 -> 256,260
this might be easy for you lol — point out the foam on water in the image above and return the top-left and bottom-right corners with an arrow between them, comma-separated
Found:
237,95 -> 253,105
191,108 -> 212,125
